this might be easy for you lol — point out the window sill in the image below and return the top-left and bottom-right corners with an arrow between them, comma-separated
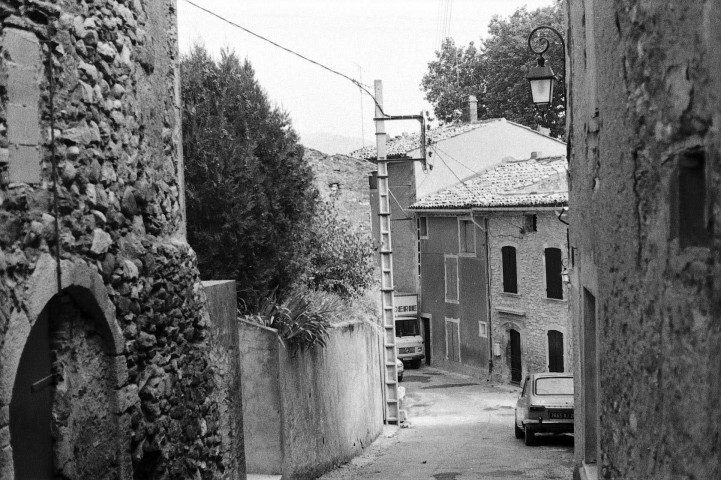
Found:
458,252 -> 476,257
501,292 -> 521,298
495,307 -> 526,316
544,297 -> 567,303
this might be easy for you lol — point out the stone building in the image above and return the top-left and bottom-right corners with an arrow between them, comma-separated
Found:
0,2 -> 241,479
410,156 -> 571,381
567,0 -> 721,479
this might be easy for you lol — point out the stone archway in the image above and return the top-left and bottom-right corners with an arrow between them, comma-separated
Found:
0,254 -> 130,479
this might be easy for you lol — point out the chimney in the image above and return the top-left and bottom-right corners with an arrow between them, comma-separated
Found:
467,95 -> 478,123
530,151 -> 540,159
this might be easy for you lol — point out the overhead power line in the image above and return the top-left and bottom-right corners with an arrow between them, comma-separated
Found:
181,0 -> 390,116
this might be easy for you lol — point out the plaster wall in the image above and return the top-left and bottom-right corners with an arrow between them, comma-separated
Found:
238,319 -> 384,480
418,215 -> 490,376
238,320 -> 283,475
487,211 -> 571,383
568,0 -> 721,478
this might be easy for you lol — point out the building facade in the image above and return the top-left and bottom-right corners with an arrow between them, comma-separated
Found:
411,156 -> 571,381
567,0 -> 721,479
0,2 -> 240,478
360,117 -> 567,296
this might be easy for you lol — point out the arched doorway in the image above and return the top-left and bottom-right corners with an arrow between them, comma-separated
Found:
548,330 -> 564,372
510,329 -> 522,384
0,255 -> 130,479
10,292 -> 122,479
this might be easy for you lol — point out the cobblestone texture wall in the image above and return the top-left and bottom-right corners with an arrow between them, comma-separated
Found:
0,1 -> 228,478
568,0 -> 721,478
487,212 -> 571,382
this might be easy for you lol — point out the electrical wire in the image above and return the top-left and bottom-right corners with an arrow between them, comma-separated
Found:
181,0 -> 390,117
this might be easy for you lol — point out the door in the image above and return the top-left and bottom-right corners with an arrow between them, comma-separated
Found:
10,311 -> 54,479
510,329 -> 522,384
422,316 -> 431,365
548,330 -> 564,372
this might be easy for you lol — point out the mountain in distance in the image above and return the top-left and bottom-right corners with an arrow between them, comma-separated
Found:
301,131 -> 367,156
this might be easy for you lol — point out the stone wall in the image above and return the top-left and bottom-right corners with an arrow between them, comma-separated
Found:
0,2 -> 232,478
304,147 -> 375,237
567,0 -> 721,478
238,318 -> 384,480
487,211 -> 571,382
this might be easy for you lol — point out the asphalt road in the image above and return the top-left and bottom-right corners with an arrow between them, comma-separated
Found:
317,366 -> 574,480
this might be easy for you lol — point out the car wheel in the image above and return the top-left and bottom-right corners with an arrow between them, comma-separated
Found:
410,359 -> 422,369
524,425 -> 536,446
514,414 -> 523,439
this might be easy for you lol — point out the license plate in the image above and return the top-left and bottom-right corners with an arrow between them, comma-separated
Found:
399,347 -> 414,354
549,411 -> 573,419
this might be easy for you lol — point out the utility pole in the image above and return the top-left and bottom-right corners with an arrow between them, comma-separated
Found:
374,80 -> 400,424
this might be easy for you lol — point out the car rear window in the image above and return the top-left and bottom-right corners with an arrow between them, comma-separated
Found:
535,377 -> 573,395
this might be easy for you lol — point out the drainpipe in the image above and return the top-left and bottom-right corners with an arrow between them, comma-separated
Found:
484,216 -> 494,381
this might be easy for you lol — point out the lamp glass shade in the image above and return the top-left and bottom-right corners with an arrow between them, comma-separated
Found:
529,76 -> 555,105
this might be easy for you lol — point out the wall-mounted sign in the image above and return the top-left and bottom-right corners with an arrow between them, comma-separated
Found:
393,293 -> 418,318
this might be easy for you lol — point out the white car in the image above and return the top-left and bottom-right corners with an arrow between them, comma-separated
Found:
514,372 -> 574,446
396,357 -> 404,382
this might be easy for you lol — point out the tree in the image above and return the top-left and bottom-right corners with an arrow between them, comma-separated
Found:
181,46 -> 318,308
421,1 -> 566,138
303,201 -> 375,299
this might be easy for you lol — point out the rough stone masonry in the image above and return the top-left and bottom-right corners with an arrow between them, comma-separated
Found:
0,1 -> 233,479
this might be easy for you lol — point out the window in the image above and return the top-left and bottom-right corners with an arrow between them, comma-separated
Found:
545,248 -> 563,299
459,219 -> 475,254
671,148 -> 709,247
501,246 -> 517,293
418,216 -> 428,238
523,214 -> 537,233
478,321 -> 488,338
535,376 -> 574,395
444,255 -> 459,303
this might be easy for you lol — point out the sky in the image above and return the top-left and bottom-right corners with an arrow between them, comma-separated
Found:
177,0 -> 556,153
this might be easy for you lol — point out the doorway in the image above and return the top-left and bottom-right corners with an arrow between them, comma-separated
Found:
422,315 -> 431,365
510,329 -> 522,384
548,330 -> 564,372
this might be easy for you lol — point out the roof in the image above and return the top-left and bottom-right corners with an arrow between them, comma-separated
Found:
349,118 -> 564,160
410,156 -> 568,210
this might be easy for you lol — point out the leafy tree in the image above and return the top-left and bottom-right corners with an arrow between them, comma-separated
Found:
303,201 -> 375,299
421,1 -> 566,138
181,46 -> 318,308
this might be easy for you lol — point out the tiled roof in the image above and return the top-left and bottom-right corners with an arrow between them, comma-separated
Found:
410,156 -> 568,209
350,120 -> 496,159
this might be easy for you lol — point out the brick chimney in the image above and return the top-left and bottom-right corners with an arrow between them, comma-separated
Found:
467,95 -> 478,123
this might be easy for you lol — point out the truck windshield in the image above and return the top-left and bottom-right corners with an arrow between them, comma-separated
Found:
396,319 -> 419,337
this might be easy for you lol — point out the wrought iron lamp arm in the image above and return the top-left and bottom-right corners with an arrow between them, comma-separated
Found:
527,25 -> 566,109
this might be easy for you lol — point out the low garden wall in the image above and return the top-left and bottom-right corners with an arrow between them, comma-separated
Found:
239,318 -> 384,479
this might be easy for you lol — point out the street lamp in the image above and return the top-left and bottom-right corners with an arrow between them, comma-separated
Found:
526,26 -> 566,109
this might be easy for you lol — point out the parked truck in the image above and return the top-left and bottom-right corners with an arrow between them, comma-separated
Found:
394,293 -> 424,368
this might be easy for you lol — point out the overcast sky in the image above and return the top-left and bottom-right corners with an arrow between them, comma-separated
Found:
177,0 -> 556,152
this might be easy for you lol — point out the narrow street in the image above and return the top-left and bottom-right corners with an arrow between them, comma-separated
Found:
318,367 -> 574,480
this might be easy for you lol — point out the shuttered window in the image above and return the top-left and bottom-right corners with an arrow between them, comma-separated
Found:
545,247 -> 563,299
501,246 -> 517,293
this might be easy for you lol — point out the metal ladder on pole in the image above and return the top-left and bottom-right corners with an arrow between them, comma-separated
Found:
374,80 -> 399,424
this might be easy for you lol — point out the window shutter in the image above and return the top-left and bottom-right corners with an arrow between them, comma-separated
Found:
501,246 -> 517,293
545,248 -> 563,299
